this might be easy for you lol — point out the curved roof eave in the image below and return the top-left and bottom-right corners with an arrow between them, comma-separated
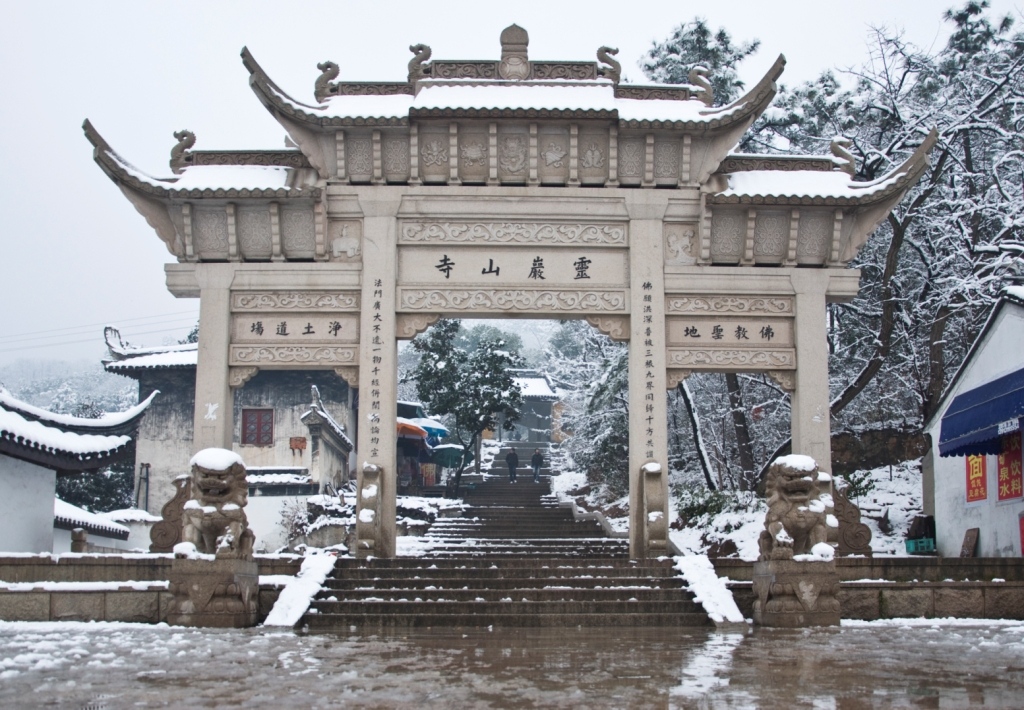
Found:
620,54 -> 786,132
0,386 -> 158,437
708,128 -> 939,207
243,47 -> 409,129
83,120 -> 319,201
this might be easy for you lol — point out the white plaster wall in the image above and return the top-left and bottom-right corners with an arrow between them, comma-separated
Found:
245,494 -> 311,553
0,457 -> 55,553
927,304 -> 1024,557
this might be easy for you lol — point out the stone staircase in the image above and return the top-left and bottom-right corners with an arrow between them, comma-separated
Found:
301,474 -> 711,629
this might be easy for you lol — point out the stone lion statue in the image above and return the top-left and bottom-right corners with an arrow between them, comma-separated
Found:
758,456 -> 834,561
181,450 -> 255,560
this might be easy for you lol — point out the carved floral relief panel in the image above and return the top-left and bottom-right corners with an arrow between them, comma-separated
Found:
537,126 -> 569,185
458,127 -> 489,184
231,292 -> 360,311
753,211 -> 790,264
236,205 -> 272,261
618,138 -> 644,185
709,208 -> 746,264
280,207 -> 316,260
666,348 -> 796,370
497,126 -> 529,183
797,210 -> 834,265
399,288 -> 627,313
193,208 -> 229,260
399,222 -> 627,246
382,135 -> 410,183
578,129 -> 609,185
653,139 -> 679,184
346,134 -> 373,183
418,127 -> 450,184
665,296 -> 793,315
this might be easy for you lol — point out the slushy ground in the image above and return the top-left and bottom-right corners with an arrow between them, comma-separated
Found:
0,619 -> 1022,708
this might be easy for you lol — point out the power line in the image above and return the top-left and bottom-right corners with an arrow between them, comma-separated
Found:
0,316 -> 199,346
0,324 -> 200,355
0,309 -> 199,342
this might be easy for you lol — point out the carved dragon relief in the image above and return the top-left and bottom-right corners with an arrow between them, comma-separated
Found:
585,315 -> 629,342
688,66 -> 714,106
169,129 -> 196,175
596,47 -> 621,83
397,314 -> 440,339
830,137 -> 856,177
408,44 -> 433,83
314,61 -> 340,102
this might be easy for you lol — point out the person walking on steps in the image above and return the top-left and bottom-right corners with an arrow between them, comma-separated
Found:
531,449 -> 544,483
505,448 -> 519,483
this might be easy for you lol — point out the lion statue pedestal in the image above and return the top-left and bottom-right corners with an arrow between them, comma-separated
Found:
752,455 -> 841,628
167,449 -> 259,628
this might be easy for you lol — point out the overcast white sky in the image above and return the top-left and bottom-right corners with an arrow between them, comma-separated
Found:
1,0 -> 1020,367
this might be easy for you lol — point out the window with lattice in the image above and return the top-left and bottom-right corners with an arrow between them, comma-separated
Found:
241,409 -> 274,446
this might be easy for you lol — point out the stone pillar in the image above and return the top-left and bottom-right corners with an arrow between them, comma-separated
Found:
626,193 -> 670,559
790,269 -> 832,473
354,191 -> 401,559
192,263 -> 234,451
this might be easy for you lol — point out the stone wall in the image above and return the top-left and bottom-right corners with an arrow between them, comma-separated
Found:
829,426 -> 928,477
135,369 -> 196,515
713,556 -> 1024,583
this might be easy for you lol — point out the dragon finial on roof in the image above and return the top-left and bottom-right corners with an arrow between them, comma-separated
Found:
315,60 -> 340,102
597,47 -> 621,83
688,66 -> 714,106
169,129 -> 195,175
408,44 -> 432,83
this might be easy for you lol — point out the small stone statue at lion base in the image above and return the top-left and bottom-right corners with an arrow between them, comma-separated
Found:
168,448 -> 258,628
753,455 -> 841,628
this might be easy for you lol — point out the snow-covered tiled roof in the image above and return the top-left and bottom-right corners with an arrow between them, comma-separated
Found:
0,387 -> 151,471
511,369 -> 559,401
103,326 -> 198,374
54,499 -> 131,540
245,48 -> 783,130
84,120 -> 321,201
300,385 -> 354,452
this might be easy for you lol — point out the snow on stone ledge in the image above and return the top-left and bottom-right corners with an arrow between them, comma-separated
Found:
263,552 -> 338,627
773,454 -> 817,471
189,448 -> 245,471
674,555 -> 745,624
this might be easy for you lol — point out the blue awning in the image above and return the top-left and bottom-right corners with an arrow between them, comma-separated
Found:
939,366 -> 1024,457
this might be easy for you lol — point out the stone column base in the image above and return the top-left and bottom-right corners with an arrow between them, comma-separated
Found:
167,558 -> 258,628
752,559 -> 840,627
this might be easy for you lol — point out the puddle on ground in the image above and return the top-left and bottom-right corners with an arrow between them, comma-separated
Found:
0,621 -> 1022,708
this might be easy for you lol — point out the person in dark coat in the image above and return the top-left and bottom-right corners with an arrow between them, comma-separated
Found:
531,449 -> 544,483
505,448 -> 519,482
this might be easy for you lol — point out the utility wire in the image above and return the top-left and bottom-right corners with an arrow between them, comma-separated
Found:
0,309 -> 198,342
0,316 -> 199,346
0,324 -> 200,355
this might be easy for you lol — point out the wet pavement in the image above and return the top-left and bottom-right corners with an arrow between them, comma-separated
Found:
0,619 -> 1022,708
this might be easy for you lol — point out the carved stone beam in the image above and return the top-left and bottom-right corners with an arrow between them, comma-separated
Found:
585,315 -> 629,342
334,366 -> 359,388
396,314 -> 440,340
767,370 -> 795,393
229,366 -> 259,388
666,370 -> 692,390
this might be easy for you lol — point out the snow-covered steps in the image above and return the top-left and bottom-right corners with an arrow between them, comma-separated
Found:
303,555 -> 711,629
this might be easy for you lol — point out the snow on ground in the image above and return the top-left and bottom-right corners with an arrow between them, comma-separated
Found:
262,552 -> 339,627
841,458 -> 923,556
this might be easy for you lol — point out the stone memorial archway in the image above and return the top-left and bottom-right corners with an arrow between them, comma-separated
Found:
86,25 -> 933,559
